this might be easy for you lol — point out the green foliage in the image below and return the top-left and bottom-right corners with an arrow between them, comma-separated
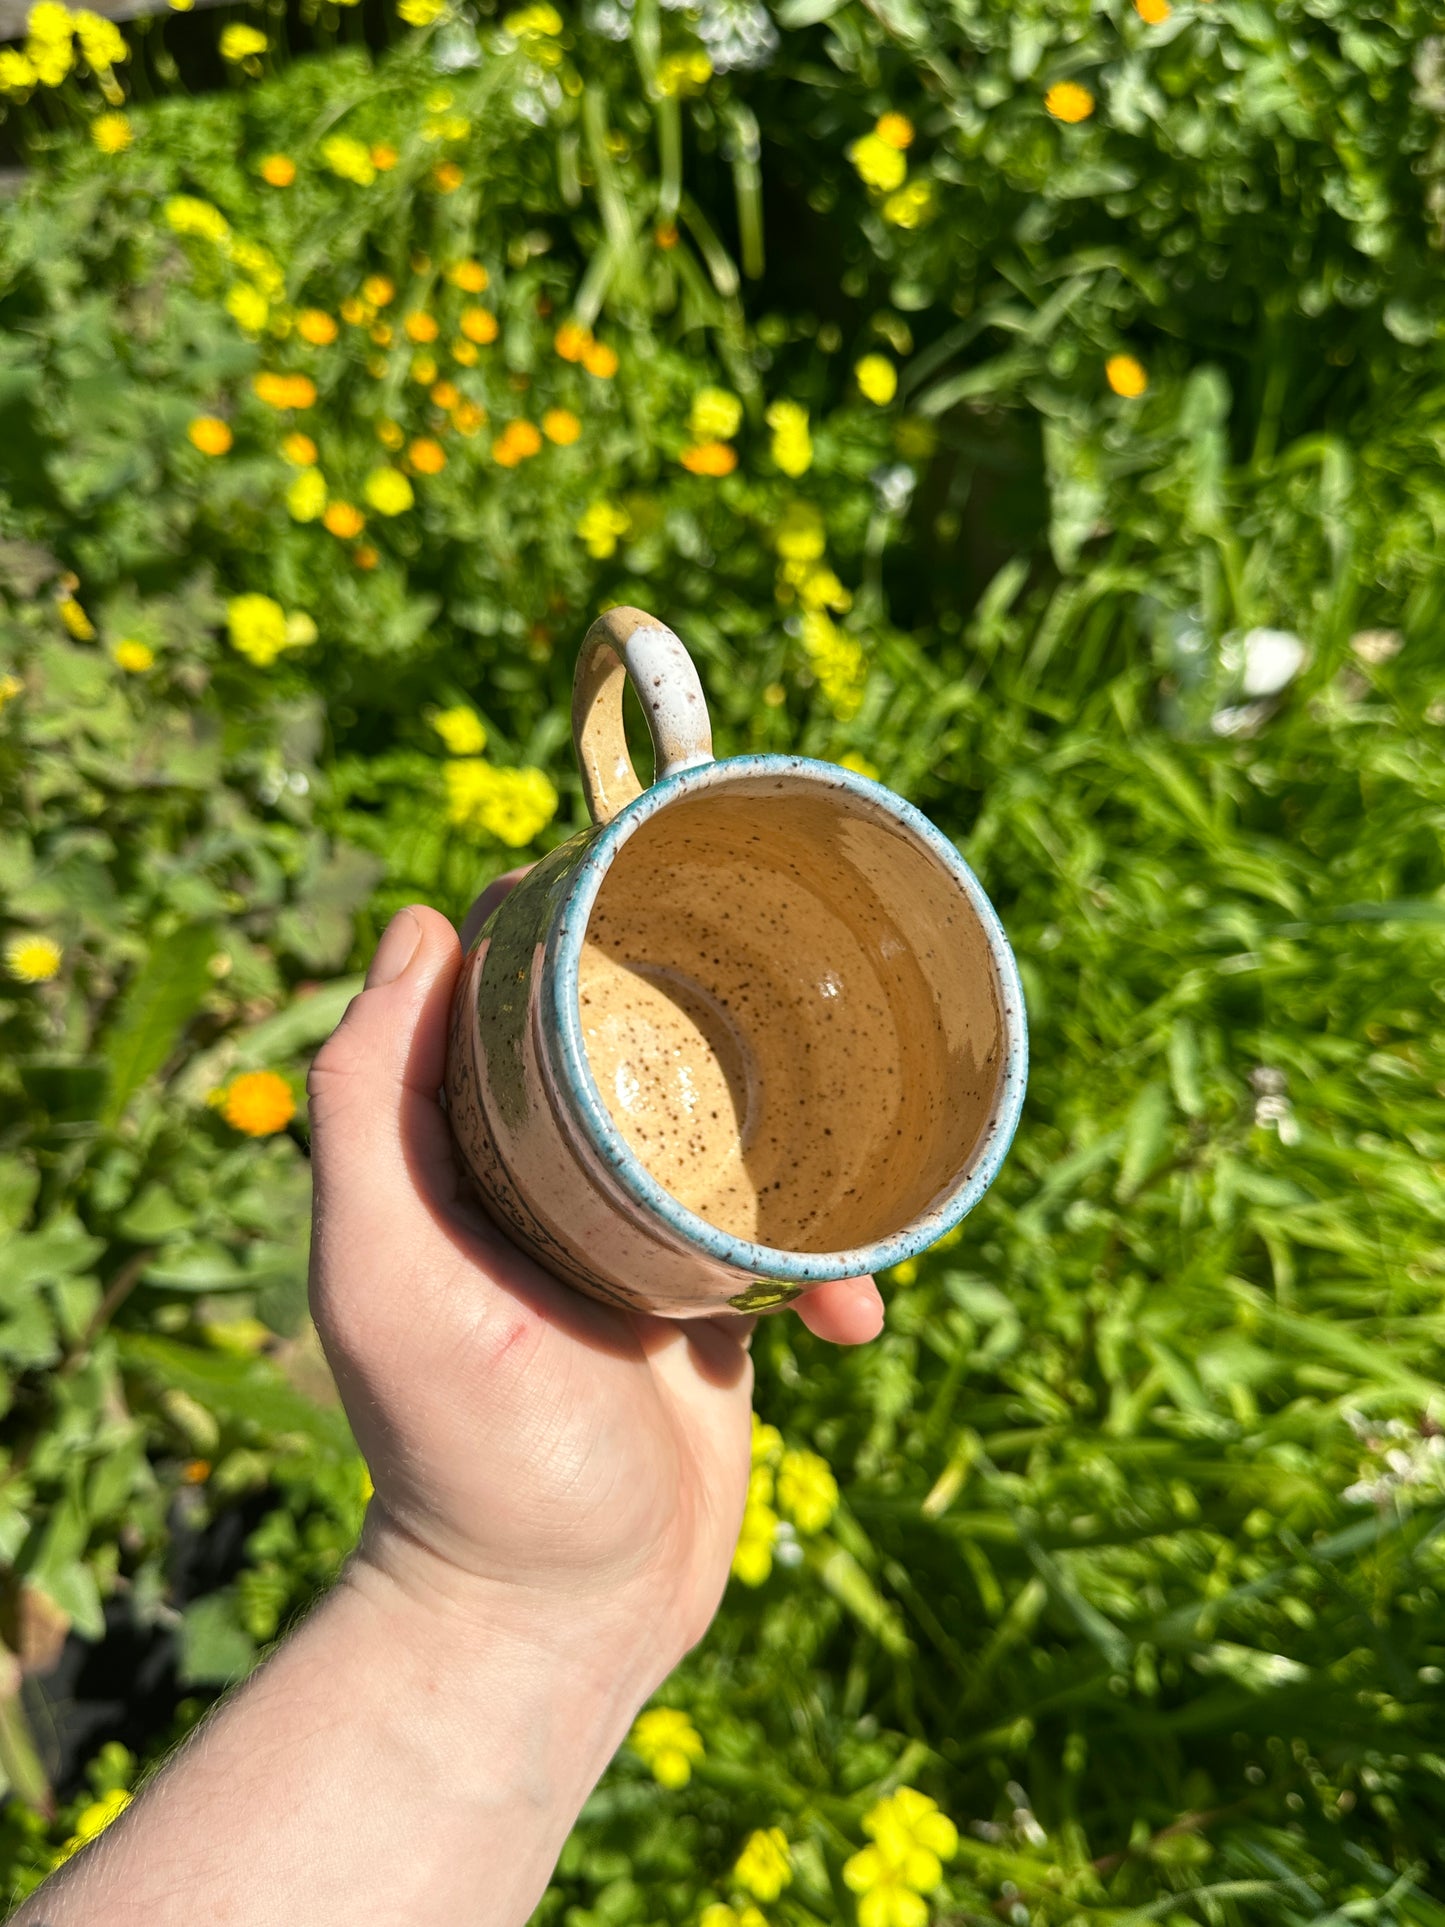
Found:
2,0 -> 1445,1916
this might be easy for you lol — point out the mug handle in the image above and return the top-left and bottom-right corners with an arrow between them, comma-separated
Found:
572,606 -> 715,826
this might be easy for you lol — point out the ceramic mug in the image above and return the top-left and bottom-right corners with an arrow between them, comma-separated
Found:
443,606 -> 1027,1317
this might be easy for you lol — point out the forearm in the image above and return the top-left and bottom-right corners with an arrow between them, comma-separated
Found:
17,1531 -> 664,1926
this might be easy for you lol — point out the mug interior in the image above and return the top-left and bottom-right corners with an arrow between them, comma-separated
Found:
575,772 -> 1006,1255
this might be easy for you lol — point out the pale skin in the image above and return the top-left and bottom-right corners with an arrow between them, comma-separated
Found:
15,874 -> 883,1926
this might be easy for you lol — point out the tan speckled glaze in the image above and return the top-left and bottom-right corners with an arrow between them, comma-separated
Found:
578,785 -> 999,1251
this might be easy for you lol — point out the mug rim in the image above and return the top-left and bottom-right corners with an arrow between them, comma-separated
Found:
543,754 -> 1028,1285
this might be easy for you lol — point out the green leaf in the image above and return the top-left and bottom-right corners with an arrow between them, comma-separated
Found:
100,925 -> 217,1124
178,1591 -> 257,1688
117,1331 -> 354,1458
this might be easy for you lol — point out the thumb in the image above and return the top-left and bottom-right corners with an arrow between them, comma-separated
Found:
307,906 -> 464,1258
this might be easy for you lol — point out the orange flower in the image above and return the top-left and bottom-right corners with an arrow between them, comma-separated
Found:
460,307 -> 499,345
376,419 -> 405,449
680,440 -> 737,476
554,321 -> 592,362
453,399 -> 487,435
409,436 -> 446,473
341,296 -> 373,326
221,1070 -> 295,1136
260,154 -> 296,187
371,142 -> 398,170
370,322 -> 394,347
874,112 -> 914,150
1134,0 -> 1170,19
1044,80 -> 1095,123
492,420 -> 543,466
362,274 -> 395,307
281,432 -> 318,465
447,259 -> 489,292
352,545 -> 379,570
297,309 -> 339,346
323,500 -> 366,538
451,339 -> 480,366
655,221 -> 679,250
253,372 -> 317,410
405,310 -> 439,343
1106,353 -> 1148,398
188,415 -> 233,455
582,340 -> 619,379
433,161 -> 463,192
182,1459 -> 212,1483
542,407 -> 581,446
430,379 -> 461,409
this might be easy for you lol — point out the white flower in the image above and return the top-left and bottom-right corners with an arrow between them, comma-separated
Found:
1240,626 -> 1307,697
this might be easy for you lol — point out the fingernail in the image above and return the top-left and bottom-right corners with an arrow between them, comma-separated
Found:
366,909 -> 421,987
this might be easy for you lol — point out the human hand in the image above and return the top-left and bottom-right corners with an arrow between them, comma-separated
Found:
307,872 -> 884,1696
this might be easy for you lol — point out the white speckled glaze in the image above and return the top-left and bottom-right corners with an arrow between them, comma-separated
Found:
443,608 -> 1028,1317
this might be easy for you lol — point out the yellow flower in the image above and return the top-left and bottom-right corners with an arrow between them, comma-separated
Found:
577,499 -> 629,559
731,1499 -> 777,1586
656,48 -> 711,96
866,1787 -> 959,1872
323,500 -> 366,538
112,639 -> 155,672
492,420 -> 543,465
801,611 -> 866,720
766,400 -> 812,478
228,237 -> 284,297
25,1 -> 74,85
0,48 -> 38,93
849,132 -> 907,194
188,415 -> 233,455
432,161 -> 463,192
371,141 -> 398,169
322,133 -> 376,185
734,1828 -> 792,1903
554,321 -> 591,362
297,309 -> 339,345
375,419 -> 405,450
543,408 -> 581,446
253,372 -> 316,410
226,283 -> 269,335
58,596 -> 95,641
409,436 -> 447,474
74,9 -> 126,67
364,467 -> 415,515
775,501 -> 825,562
405,310 -> 439,343
1135,0 -> 1171,20
341,296 -> 373,326
430,379 -> 460,409
51,1788 -> 132,1867
412,354 -> 438,385
688,386 -> 743,441
752,1412 -> 782,1465
776,1448 -> 838,1534
5,934 -> 63,983
842,1855 -> 929,1927
371,321 -> 394,347
453,398 -> 486,435
1106,352 -> 1148,397
165,195 -> 229,244
681,441 -> 737,476
583,339 -> 619,379
430,705 -> 487,755
281,431 -> 318,465
854,354 -> 897,405
91,112 -> 132,153
874,111 -> 913,150
221,1070 -> 296,1135
452,339 -> 479,367
700,1908 -> 769,1927
226,593 -> 314,667
363,273 -> 395,307
882,180 -> 934,228
0,671 -> 25,710
219,22 -> 266,59
502,2 -> 562,32
444,761 -> 559,845
1045,79 -> 1095,123
399,0 -> 444,21
460,307 -> 499,345
447,258 -> 489,293
839,749 -> 878,779
261,153 -> 296,186
287,467 -> 327,521
629,1707 -> 704,1788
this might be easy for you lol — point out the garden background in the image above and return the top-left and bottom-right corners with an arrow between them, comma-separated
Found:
2,0 -> 1445,1916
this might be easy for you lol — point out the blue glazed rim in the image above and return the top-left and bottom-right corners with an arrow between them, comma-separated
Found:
543,755 -> 1029,1284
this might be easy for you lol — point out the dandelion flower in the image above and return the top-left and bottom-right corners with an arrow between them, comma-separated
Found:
0,49 -> 39,93
882,180 -> 933,228
113,639 -> 155,672
460,306 -> 499,345
430,379 -> 461,409
688,386 -> 742,440
364,467 -> 414,515
731,1499 -> 777,1585
321,134 -> 376,185
165,195 -> 229,243
226,284 -> 269,335
542,407 -> 581,445
680,441 -> 737,476
260,153 -> 296,186
854,354 -> 897,405
410,353 -> 438,385
91,111 -> 132,153
221,1070 -> 295,1135
281,432 -> 318,465
849,132 -> 907,193
447,259 -> 488,293
1044,80 -> 1095,123
1135,0 -> 1171,19
408,437 -> 446,474
188,415 -> 233,454
405,311 -> 439,344
433,161 -> 463,192
453,398 -> 486,435
492,420 -> 543,466
1106,353 -> 1148,397
5,934 -> 63,982
874,111 -> 913,150
226,593 -> 314,666
733,1828 -> 792,1903
628,1708 -> 704,1789
776,1449 -> 838,1534
554,321 -> 591,362
219,23 -> 266,59
323,500 -> 366,538
287,468 -> 327,521
577,499 -> 629,558
363,274 -> 395,307
297,309 -> 339,346
370,142 -> 398,170
582,340 -> 618,379
253,372 -> 316,410
352,544 -> 379,570
766,399 -> 812,478
430,705 -> 487,755
399,0 -> 445,23
775,501 -> 825,562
